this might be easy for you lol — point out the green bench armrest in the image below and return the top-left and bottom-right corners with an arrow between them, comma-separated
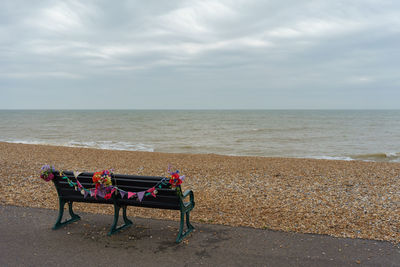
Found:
180,189 -> 195,210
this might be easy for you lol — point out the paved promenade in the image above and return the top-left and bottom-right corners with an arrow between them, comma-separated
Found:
0,205 -> 399,266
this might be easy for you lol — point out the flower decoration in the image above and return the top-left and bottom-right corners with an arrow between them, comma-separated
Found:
168,170 -> 185,188
92,169 -> 113,187
40,164 -> 55,182
91,169 -> 113,199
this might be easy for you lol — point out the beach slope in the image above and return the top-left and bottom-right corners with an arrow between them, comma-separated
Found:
0,142 -> 399,243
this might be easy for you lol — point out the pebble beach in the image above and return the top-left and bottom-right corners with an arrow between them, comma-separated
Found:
1,141 -> 399,243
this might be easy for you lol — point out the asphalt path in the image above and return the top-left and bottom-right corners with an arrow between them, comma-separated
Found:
0,205 -> 399,266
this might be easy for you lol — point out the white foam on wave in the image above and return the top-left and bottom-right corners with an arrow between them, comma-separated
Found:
385,152 -> 399,158
5,139 -> 54,146
310,153 -> 400,162
308,155 -> 354,161
1,139 -> 154,152
2,139 -> 399,162
67,140 -> 154,152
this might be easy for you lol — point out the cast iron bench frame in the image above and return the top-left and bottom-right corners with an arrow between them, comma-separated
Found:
51,170 -> 195,243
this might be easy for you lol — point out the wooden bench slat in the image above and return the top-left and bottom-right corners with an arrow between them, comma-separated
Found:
116,199 -> 180,210
62,171 -> 166,181
56,182 -> 181,207
60,195 -> 180,207
58,174 -> 171,188
55,181 -> 178,196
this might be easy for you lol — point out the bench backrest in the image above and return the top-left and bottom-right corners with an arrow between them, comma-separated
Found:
52,171 -> 181,210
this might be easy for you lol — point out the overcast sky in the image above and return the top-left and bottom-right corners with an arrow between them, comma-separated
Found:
1,0 -> 399,109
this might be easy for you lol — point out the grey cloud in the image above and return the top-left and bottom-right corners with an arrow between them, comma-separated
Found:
1,0 -> 400,109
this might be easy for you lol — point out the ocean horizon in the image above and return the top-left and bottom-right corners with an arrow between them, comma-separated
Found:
1,109 -> 400,162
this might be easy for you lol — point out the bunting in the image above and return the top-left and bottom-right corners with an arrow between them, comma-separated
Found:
59,171 -> 169,202
137,191 -> 145,202
147,187 -> 157,198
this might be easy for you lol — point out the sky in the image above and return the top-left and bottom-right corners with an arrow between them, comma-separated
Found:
1,0 -> 399,109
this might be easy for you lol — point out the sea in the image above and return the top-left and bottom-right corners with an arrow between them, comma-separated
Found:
1,110 -> 400,162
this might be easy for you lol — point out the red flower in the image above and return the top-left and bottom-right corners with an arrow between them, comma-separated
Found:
169,172 -> 183,188
92,171 -> 102,184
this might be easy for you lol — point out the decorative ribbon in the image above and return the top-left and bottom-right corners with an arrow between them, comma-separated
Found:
60,172 -> 169,202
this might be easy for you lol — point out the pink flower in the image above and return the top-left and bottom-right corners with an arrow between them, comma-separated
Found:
40,164 -> 55,182
45,173 -> 54,182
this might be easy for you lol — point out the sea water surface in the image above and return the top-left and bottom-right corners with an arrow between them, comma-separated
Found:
0,110 -> 400,162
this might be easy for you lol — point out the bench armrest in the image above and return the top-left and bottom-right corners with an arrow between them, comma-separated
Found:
180,189 -> 195,205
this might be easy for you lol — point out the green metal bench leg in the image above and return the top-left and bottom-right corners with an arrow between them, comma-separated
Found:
186,211 -> 194,231
108,205 -> 133,236
176,210 -> 194,243
53,199 -> 81,230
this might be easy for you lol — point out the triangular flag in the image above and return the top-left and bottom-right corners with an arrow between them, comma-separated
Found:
73,171 -> 81,178
180,175 -> 185,181
147,187 -> 157,198
128,192 -> 136,199
97,190 -> 105,198
120,191 -> 126,198
137,191 -> 145,202
84,190 -> 89,198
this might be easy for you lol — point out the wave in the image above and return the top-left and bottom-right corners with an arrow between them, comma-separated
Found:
350,152 -> 400,162
2,139 -> 154,152
309,155 -> 354,161
7,140 -> 51,146
67,141 -> 154,152
311,153 -> 400,162
2,139 -> 400,162
249,127 -> 309,133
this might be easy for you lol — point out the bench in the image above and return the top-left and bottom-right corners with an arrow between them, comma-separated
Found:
51,170 -> 195,243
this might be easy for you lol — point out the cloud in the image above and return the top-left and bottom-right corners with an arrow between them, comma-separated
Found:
159,0 -> 237,35
22,0 -> 98,33
1,0 -> 400,109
